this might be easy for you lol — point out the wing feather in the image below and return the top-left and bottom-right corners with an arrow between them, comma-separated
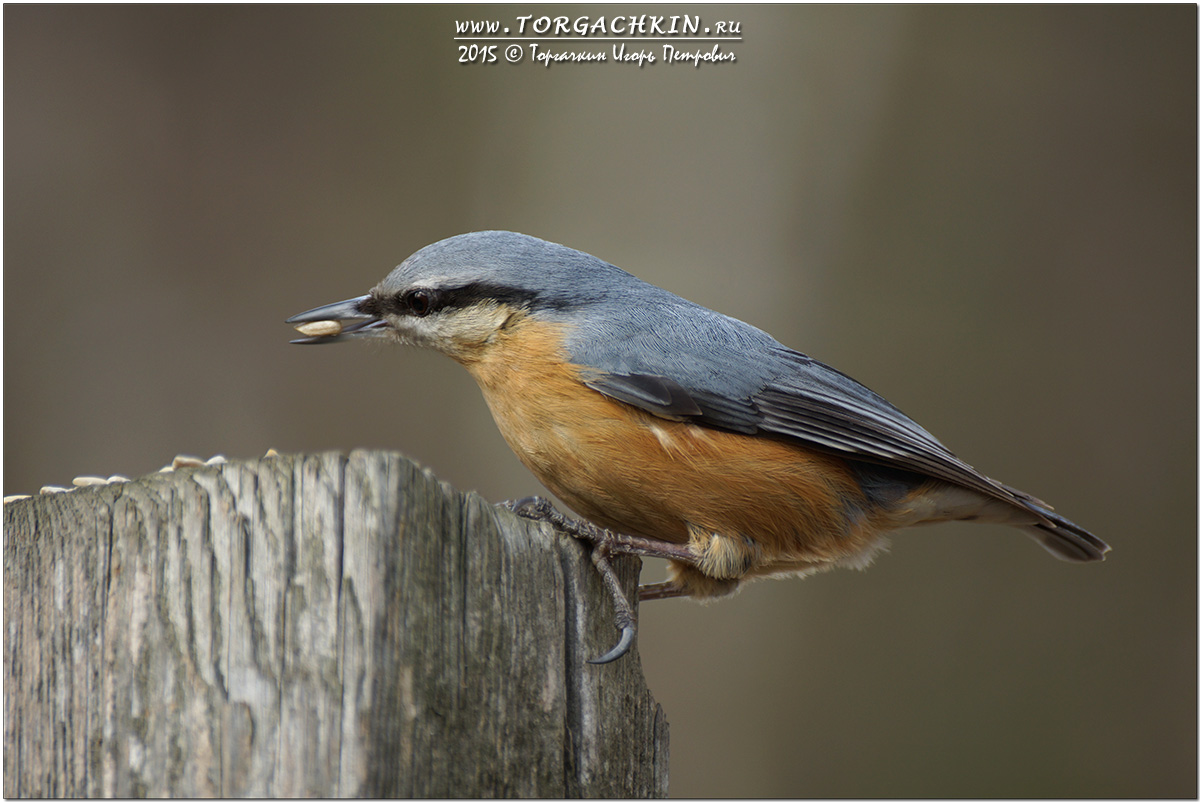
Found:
566,298 -> 1037,509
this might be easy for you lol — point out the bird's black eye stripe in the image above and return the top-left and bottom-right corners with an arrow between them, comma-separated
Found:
381,281 -> 542,318
386,283 -> 537,316
448,282 -> 540,310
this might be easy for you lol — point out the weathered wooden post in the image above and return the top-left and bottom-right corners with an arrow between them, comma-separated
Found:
4,450 -> 668,797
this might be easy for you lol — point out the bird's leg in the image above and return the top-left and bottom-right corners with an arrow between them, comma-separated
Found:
504,496 -> 699,662
636,580 -> 693,602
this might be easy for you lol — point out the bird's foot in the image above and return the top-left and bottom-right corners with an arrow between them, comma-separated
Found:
506,495 -> 694,663
581,538 -> 638,664
506,495 -> 608,546
507,496 -> 700,563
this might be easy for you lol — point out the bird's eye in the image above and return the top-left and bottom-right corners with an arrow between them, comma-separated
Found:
402,288 -> 435,317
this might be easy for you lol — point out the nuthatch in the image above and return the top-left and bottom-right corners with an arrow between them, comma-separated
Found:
287,231 -> 1109,663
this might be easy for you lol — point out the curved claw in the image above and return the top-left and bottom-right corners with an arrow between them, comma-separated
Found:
588,623 -> 636,665
501,496 -> 642,664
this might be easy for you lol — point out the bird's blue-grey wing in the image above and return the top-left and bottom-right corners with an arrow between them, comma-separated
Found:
565,299 -> 1023,504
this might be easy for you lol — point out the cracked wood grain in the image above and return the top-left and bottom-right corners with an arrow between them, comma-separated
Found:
4,450 -> 668,798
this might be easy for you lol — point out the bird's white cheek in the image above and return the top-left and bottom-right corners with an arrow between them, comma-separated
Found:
387,306 -> 514,361
386,318 -> 441,349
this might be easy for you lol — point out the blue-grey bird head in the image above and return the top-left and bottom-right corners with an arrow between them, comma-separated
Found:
286,230 -> 690,360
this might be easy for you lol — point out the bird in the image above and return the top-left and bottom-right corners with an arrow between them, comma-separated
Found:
286,230 -> 1109,663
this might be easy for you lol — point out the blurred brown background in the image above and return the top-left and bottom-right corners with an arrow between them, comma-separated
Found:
5,5 -> 1195,797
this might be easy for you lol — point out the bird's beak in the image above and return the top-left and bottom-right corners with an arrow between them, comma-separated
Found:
285,294 -> 386,344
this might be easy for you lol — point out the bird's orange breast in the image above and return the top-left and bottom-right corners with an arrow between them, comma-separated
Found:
457,315 -> 891,580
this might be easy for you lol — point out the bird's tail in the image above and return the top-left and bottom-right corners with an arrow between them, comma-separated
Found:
910,479 -> 1110,562
1020,504 -> 1110,562
988,481 -> 1110,562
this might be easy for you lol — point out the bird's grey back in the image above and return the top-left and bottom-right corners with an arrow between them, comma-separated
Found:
394,232 -> 914,426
